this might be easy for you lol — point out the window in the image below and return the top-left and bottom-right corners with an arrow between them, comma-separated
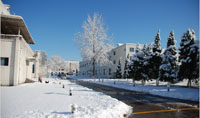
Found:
1,57 -> 9,66
113,60 -> 116,64
103,69 -> 106,75
32,64 -> 35,73
109,68 -> 111,75
113,51 -> 116,55
130,48 -> 134,52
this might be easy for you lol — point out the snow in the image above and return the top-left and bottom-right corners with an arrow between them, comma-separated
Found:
69,77 -> 199,102
1,78 -> 132,118
73,13 -> 113,65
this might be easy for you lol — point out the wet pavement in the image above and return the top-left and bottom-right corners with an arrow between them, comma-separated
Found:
70,79 -> 199,118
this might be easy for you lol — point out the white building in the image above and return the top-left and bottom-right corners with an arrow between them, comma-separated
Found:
49,61 -> 79,76
79,43 -> 144,78
0,1 -> 35,85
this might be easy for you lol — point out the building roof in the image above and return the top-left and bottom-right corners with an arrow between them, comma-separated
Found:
1,14 -> 34,44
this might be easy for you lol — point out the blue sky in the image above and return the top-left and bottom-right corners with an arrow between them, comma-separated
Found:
3,0 -> 199,61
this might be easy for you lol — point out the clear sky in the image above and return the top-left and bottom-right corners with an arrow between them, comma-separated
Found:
3,0 -> 199,61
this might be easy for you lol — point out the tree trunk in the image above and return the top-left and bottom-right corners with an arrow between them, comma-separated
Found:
187,79 -> 191,87
156,78 -> 159,86
141,79 -> 146,86
167,82 -> 170,91
133,78 -> 135,87
92,58 -> 95,80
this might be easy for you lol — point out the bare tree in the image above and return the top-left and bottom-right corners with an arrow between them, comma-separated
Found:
74,13 -> 113,79
48,56 -> 66,74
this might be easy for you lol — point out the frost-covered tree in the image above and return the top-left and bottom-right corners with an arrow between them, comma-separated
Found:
129,44 -> 144,81
159,31 -> 177,91
140,45 -> 149,85
48,56 -> 66,75
149,30 -> 162,85
123,54 -> 130,79
153,30 -> 162,53
74,13 -> 113,79
178,29 -> 199,87
145,43 -> 153,81
116,59 -> 122,78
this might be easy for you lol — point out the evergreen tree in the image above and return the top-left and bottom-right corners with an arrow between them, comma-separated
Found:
127,44 -> 141,86
159,31 -> 177,86
145,43 -> 153,81
123,54 -> 130,79
131,44 -> 144,81
153,30 -> 162,53
178,29 -> 199,87
149,30 -> 162,85
140,45 -> 148,85
116,59 -> 122,78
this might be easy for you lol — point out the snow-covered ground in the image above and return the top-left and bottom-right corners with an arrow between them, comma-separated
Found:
69,76 -> 199,102
1,78 -> 132,118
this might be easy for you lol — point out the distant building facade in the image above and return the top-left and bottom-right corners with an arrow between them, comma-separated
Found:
65,61 -> 79,74
0,1 -> 35,85
79,43 -> 144,78
49,61 -> 79,75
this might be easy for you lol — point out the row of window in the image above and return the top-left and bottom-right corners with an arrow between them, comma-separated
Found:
112,47 -> 134,56
80,47 -> 135,68
80,62 -> 99,68
81,68 -> 112,76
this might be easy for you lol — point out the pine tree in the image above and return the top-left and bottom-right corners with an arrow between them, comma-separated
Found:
131,44 -> 144,81
145,43 -> 153,81
153,30 -> 162,53
140,45 -> 148,85
128,44 -> 141,86
123,54 -> 130,79
159,31 -> 177,91
178,29 -> 199,87
116,60 -> 122,78
149,30 -> 162,85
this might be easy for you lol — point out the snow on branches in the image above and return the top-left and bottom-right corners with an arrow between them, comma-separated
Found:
74,13 -> 113,66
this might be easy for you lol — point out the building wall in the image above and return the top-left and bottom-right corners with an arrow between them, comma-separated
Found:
65,61 -> 79,73
0,35 -> 34,86
32,51 -> 47,78
0,38 -> 15,85
79,43 -> 144,78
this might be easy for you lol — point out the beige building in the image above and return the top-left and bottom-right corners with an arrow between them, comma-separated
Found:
0,1 -> 35,85
65,61 -> 79,73
79,43 -> 144,78
50,61 -> 79,75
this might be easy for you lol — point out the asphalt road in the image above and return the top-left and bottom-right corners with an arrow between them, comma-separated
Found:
69,79 -> 199,118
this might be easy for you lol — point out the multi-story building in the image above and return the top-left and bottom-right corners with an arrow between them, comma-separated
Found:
0,1 -> 35,85
79,43 -> 144,78
49,61 -> 79,76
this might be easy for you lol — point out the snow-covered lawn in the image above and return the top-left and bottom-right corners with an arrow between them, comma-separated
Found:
1,78 -> 132,118
69,76 -> 199,102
